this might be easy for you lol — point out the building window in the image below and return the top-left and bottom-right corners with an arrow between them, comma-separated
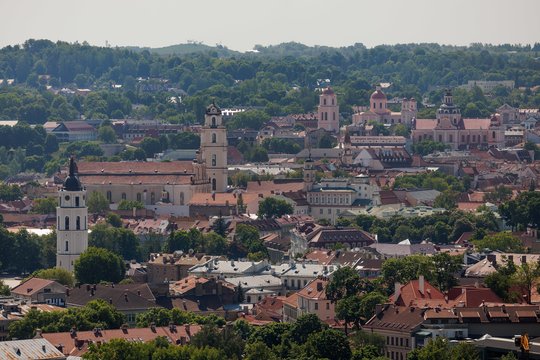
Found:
212,178 -> 217,191
438,135 -> 442,142
314,303 -> 318,310
212,154 -> 216,166
323,98 -> 326,105
332,99 -> 334,105
380,102 -> 382,109
136,193 -> 142,202
121,193 -> 127,200
76,216 -> 81,230
106,191 -> 112,203
180,192 -> 185,205
319,209 -> 323,215
65,241 -> 69,252
328,209 -> 331,214
75,196 -> 79,207
492,131 -> 496,139
65,216 -> 70,230
326,302 -> 330,310
449,135 -> 453,142
211,117 -> 216,127
212,133 -> 217,143
150,192 -> 155,205
483,135 -> 487,142
333,112 -> 336,121
472,135 -> 476,142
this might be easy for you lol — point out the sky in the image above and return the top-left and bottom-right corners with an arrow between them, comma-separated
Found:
0,0 -> 539,51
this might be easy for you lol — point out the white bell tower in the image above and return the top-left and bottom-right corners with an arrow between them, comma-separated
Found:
200,101 -> 228,193
56,157 -> 88,272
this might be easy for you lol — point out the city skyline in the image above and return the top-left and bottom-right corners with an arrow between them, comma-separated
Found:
1,0 -> 539,51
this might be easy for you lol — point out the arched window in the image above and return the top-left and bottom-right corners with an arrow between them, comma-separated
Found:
380,102 -> 383,109
332,98 -> 334,105
76,216 -> 81,230
211,133 -> 217,143
106,191 -> 112,203
75,196 -> 80,207
333,112 -> 336,121
323,98 -> 326,105
121,193 -> 126,200
212,178 -> 217,191
211,154 -> 216,166
179,192 -> 185,205
211,117 -> 216,127
65,216 -> 70,230
65,241 -> 69,252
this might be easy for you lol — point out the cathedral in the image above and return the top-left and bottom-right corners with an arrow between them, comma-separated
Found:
56,157 -> 88,272
411,90 -> 505,150
352,85 -> 417,126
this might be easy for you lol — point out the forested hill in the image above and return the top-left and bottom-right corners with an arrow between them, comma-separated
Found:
0,39 -> 539,125
124,42 -> 239,56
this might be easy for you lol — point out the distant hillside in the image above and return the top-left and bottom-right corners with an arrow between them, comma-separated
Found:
124,43 -> 239,56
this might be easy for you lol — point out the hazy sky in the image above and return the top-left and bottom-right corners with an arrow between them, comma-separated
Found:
1,0 -> 539,51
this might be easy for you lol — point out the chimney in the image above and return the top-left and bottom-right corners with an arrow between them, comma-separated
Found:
35,329 -> 43,337
418,275 -> 425,295
486,254 -> 496,265
394,282 -> 401,303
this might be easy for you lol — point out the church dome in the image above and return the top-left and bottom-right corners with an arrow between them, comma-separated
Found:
63,157 -> 82,191
371,89 -> 387,100
322,87 -> 335,95
205,101 -> 221,116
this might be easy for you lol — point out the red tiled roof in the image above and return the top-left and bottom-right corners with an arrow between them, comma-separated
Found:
80,174 -> 193,185
77,161 -> 194,175
42,325 -> 201,356
11,278 -> 62,296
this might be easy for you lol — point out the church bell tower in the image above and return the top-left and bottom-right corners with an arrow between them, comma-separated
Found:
200,101 -> 228,192
56,157 -> 88,272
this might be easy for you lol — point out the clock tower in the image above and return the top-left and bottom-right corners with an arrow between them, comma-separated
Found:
200,101 -> 228,192
56,157 -> 88,272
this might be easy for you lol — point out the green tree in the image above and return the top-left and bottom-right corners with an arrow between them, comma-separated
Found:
106,212 -> 123,228
257,197 -> 293,219
433,189 -> 459,210
0,280 -> 10,296
304,329 -> 352,360
32,197 -> 57,214
358,291 -> 388,323
30,267 -> 75,287
74,247 -> 125,284
513,261 -> 540,304
117,199 -> 145,210
139,137 -> 162,158
431,252 -> 462,291
326,266 -> 362,303
335,294 -> 363,333
98,125 -> 117,143
87,191 -> 110,214
472,232 -> 524,252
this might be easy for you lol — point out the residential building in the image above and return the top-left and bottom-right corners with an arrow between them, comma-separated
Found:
10,278 -> 67,306
51,121 -> 97,142
41,325 -> 201,358
66,284 -> 159,325
463,80 -> 515,92
0,338 -> 66,360
283,278 -> 336,323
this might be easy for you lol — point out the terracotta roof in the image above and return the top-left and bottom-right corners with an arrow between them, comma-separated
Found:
394,278 -> 445,307
77,161 -> 194,175
246,179 -> 304,194
447,286 -> 504,307
309,228 -> 375,247
80,174 -> 193,185
11,278 -> 63,297
297,278 -> 329,300
42,325 -> 201,357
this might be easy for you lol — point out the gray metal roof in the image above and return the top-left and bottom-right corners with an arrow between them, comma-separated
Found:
0,338 -> 65,360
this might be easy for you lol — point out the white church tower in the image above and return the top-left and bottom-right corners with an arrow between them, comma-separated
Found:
56,157 -> 88,272
200,101 -> 228,192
